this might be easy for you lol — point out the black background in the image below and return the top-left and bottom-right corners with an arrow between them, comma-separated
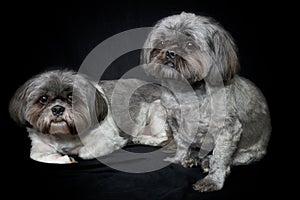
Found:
4,0 -> 282,199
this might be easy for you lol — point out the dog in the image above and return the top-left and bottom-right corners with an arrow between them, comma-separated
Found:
141,12 -> 271,192
9,69 -> 169,164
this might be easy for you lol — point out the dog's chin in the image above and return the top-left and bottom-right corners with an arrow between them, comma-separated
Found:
48,120 -> 72,135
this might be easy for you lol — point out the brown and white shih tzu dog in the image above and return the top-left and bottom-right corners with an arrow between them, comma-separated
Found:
9,70 -> 169,164
141,12 -> 271,192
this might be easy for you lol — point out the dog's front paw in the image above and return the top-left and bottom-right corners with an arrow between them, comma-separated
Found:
193,178 -> 221,192
200,157 -> 210,173
182,156 -> 199,168
31,153 -> 77,164
48,154 -> 77,164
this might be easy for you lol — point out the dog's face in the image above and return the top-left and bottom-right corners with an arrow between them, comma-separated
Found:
141,12 -> 239,85
9,70 -> 108,135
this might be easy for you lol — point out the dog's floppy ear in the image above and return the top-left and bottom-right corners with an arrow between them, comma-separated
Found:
140,21 -> 164,66
140,31 -> 154,66
206,26 -> 239,85
9,80 -> 33,126
94,88 -> 108,123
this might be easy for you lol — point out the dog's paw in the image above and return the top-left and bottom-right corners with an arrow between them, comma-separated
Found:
31,153 -> 77,164
201,157 -> 210,173
182,156 -> 199,168
193,178 -> 221,192
46,154 -> 77,164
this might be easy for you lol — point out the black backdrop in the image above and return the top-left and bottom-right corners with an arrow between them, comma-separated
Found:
4,1 -> 279,199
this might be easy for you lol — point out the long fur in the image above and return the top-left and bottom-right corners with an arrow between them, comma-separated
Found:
141,12 -> 271,192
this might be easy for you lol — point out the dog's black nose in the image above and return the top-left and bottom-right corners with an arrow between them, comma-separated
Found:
166,50 -> 176,60
51,105 -> 65,116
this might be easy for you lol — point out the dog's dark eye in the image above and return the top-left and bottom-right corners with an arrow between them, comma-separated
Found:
186,41 -> 195,50
39,95 -> 48,104
157,41 -> 165,49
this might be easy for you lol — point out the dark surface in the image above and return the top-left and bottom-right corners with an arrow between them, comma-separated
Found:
9,141 -> 274,200
4,1 -> 280,199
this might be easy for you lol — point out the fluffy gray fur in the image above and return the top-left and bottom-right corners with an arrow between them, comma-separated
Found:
9,70 -> 169,163
141,12 -> 271,192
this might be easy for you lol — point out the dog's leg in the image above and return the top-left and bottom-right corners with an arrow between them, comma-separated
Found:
193,118 -> 242,192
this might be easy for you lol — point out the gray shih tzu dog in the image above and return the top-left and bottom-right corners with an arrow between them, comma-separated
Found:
141,12 -> 271,192
9,70 -> 169,164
